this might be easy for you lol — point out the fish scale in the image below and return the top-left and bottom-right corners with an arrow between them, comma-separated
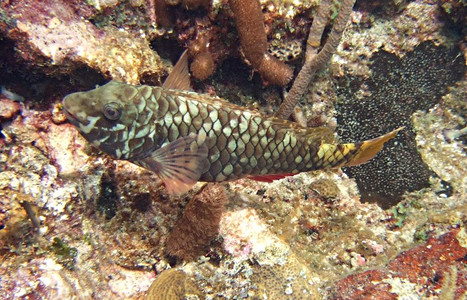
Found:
133,86 -> 356,182
63,53 -> 402,195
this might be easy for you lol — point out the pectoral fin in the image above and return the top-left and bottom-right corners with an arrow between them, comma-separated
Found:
136,134 -> 208,195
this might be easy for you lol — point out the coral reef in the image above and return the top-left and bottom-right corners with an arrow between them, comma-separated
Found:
215,205 -> 320,299
0,104 -> 157,299
154,0 -> 175,27
180,0 -> 212,10
153,0 -> 212,29
439,0 -> 467,24
275,0 -> 356,119
190,51 -> 216,80
1,0 -> 167,86
268,39 -> 303,62
1,93 -> 466,298
49,237 -> 78,270
0,98 -> 22,120
188,33 -> 217,80
0,0 -> 466,299
329,229 -> 467,298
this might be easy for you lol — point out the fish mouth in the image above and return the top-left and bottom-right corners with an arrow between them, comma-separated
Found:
63,108 -> 80,125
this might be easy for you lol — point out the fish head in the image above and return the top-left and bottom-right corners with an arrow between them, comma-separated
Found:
63,81 -> 143,159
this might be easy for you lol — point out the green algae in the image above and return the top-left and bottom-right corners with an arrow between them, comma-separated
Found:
390,202 -> 410,228
49,237 -> 78,270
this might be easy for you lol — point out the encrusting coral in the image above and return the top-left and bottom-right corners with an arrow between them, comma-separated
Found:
146,269 -> 204,300
165,183 -> 227,261
228,0 -> 293,86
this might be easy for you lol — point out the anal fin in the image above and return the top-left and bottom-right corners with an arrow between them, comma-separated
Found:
135,134 -> 208,195
248,173 -> 295,182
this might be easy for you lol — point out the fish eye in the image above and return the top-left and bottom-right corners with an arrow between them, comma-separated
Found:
103,102 -> 122,121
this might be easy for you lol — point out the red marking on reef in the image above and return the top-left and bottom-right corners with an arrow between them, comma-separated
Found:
330,229 -> 467,299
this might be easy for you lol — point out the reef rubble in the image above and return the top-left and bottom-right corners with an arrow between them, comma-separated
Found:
1,0 -> 466,299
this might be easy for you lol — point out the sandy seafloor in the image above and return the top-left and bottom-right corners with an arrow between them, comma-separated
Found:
0,0 -> 466,299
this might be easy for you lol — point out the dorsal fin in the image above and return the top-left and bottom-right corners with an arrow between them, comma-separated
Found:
163,50 -> 191,90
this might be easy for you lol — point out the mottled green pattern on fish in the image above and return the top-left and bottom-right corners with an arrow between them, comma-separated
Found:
63,51 -> 402,194
65,82 -> 355,181
63,80 -> 401,196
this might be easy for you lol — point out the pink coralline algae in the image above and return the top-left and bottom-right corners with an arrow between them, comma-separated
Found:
220,208 -> 271,258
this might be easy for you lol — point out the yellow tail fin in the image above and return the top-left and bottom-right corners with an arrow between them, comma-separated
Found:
345,127 -> 404,167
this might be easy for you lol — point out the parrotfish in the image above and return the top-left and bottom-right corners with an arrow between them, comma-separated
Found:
63,51 -> 402,194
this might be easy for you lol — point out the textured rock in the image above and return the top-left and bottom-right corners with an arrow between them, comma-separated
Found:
329,229 -> 467,299
1,0 -> 166,85
146,269 -> 204,300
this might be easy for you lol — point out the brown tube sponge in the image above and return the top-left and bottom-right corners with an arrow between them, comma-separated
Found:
257,54 -> 294,86
165,184 -> 227,261
228,0 -> 293,86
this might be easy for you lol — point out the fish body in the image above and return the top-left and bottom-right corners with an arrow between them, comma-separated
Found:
63,53 -> 402,194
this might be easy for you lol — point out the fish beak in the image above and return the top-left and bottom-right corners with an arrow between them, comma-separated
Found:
62,94 -> 80,125
63,107 -> 78,122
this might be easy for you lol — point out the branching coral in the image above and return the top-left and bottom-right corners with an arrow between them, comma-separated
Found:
275,0 -> 356,119
228,0 -> 293,86
165,183 -> 227,261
